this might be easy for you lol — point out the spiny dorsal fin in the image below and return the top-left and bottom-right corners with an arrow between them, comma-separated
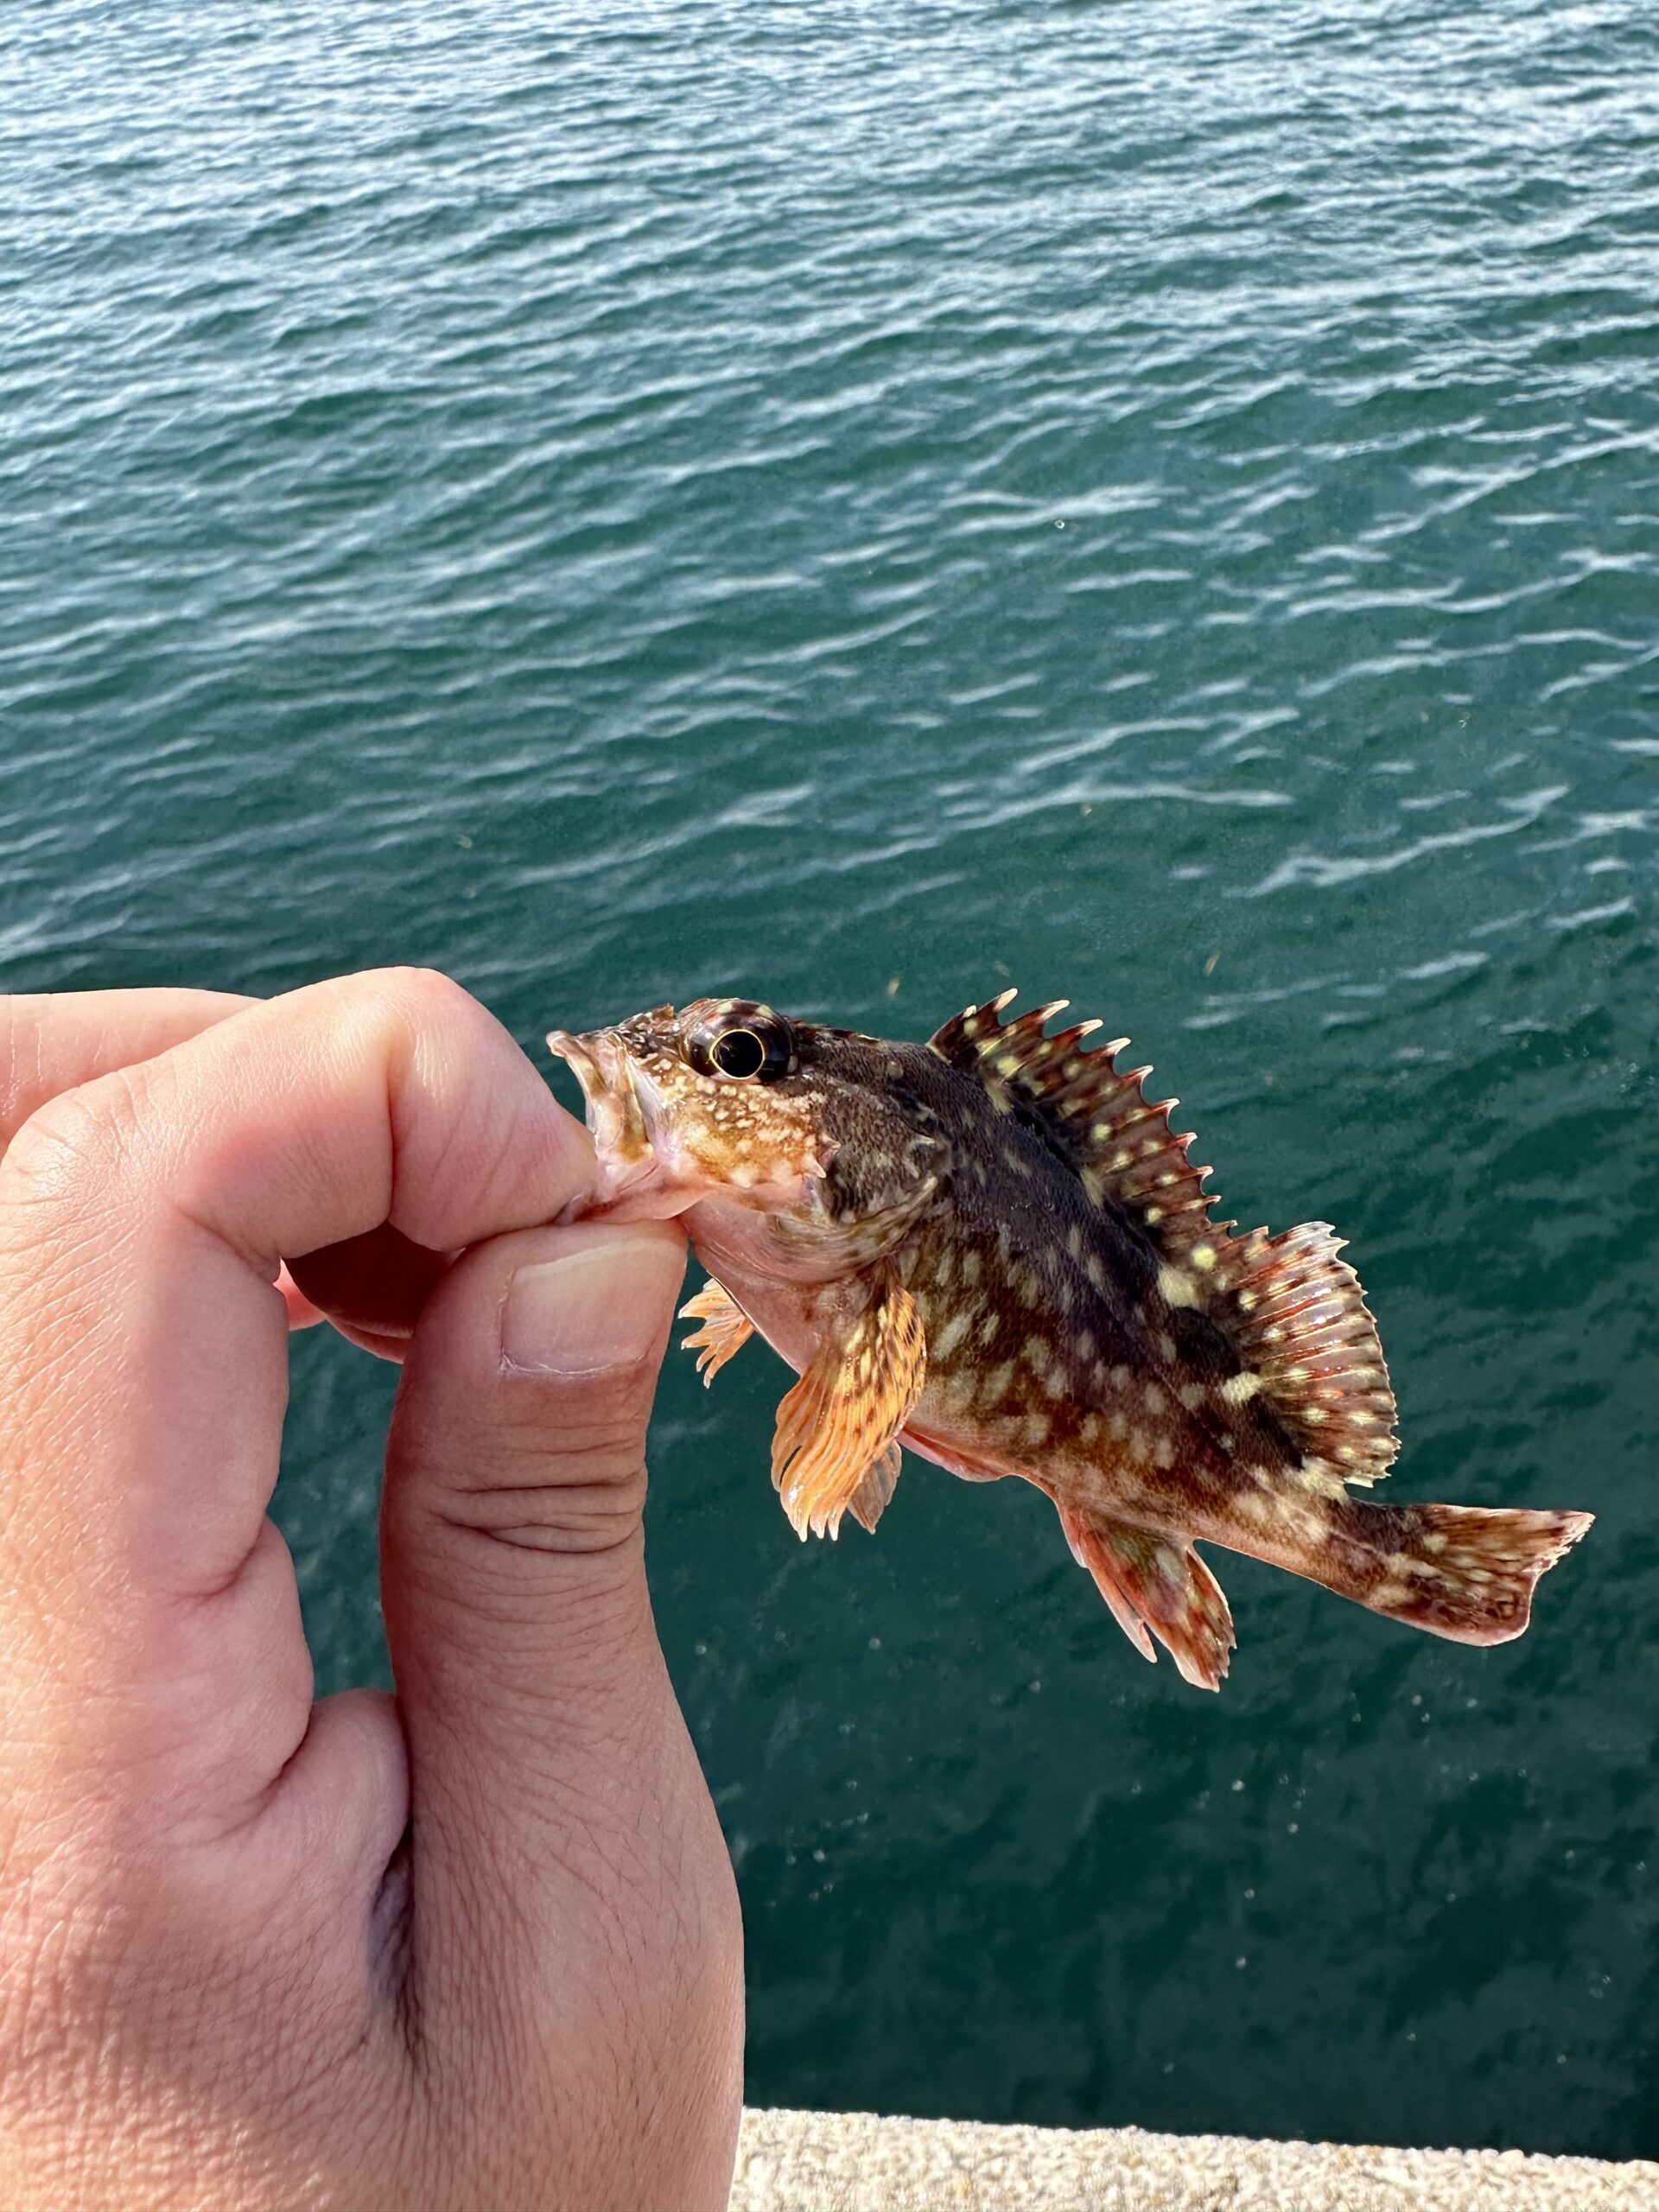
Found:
929,991 -> 1398,1487
929,988 -> 1225,1261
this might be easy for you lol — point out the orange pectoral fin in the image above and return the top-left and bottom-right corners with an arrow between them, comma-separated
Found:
1058,1504 -> 1236,1691
679,1278 -> 755,1383
771,1273 -> 925,1540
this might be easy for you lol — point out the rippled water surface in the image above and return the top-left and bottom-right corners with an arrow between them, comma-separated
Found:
6,0 -> 1658,2160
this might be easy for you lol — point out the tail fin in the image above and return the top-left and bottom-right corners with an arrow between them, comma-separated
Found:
1350,1501 -> 1592,1646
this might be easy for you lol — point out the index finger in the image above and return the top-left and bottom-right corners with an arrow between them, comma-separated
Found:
0,968 -> 593,1782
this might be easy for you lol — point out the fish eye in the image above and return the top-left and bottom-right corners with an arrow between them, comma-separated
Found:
711,1027 -> 767,1079
682,1001 -> 796,1083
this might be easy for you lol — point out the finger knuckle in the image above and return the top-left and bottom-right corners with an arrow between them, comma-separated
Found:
368,964 -> 478,1033
441,1461 -> 648,1556
422,1382 -> 655,1559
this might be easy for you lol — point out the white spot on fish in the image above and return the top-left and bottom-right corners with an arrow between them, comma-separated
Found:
932,1311 -> 972,1358
1157,1265 -> 1201,1309
1221,1373 -> 1263,1407
1143,1382 -> 1166,1414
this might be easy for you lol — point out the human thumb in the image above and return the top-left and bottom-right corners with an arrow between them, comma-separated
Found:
380,1218 -> 689,1789
377,1217 -> 744,2210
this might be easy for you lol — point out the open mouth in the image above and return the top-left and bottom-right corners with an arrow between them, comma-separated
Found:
546,1027 -> 698,1222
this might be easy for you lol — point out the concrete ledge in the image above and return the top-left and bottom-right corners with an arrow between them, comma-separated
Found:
730,2107 -> 1659,2211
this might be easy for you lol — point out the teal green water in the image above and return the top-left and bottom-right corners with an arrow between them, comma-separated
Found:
5,0 -> 1658,2160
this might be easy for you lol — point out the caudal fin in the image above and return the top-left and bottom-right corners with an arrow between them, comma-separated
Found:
1355,1501 -> 1592,1646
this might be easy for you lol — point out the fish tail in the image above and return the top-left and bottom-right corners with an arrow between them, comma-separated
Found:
1303,1495 -> 1593,1646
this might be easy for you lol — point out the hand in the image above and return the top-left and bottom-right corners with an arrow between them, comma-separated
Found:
0,972 -> 743,2212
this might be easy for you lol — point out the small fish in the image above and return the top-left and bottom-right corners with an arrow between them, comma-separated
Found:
549,991 -> 1592,1691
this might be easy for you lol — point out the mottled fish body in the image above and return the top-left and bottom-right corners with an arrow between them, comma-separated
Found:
550,992 -> 1590,1690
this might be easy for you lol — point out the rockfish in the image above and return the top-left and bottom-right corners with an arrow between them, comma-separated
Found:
548,992 -> 1591,1690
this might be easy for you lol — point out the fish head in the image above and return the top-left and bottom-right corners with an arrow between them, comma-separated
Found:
547,996 -> 946,1278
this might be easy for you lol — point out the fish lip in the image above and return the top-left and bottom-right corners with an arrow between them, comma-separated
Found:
547,1027 -> 633,1136
546,1026 -> 696,1222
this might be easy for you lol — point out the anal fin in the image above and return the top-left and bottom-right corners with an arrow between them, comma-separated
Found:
771,1269 -> 925,1540
1058,1504 -> 1235,1691
679,1277 -> 754,1383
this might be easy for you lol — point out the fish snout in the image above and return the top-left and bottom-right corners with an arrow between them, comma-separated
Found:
546,1026 -> 690,1222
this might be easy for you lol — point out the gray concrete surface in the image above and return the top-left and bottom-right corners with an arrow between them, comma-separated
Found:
730,2108 -> 1659,2211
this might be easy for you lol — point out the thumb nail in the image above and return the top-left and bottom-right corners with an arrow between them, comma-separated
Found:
500,1236 -> 686,1376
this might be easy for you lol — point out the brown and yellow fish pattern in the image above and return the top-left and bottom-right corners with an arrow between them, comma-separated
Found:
550,991 -> 1591,1691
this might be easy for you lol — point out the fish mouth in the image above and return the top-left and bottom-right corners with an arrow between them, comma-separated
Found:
547,1026 -> 702,1223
